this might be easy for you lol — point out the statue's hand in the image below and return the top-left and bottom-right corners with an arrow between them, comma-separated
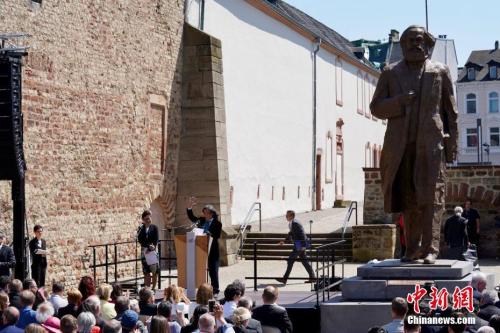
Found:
398,91 -> 417,106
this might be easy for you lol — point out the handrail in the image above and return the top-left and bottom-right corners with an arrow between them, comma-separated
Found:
315,239 -> 346,306
237,202 -> 262,258
341,201 -> 358,238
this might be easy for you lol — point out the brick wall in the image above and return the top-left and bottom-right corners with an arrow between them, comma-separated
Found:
363,166 -> 500,258
0,1 -> 184,285
352,225 -> 396,262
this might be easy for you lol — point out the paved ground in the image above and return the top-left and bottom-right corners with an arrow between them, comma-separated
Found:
247,206 -> 363,234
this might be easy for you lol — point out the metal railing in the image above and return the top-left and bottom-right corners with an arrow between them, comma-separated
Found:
244,239 -> 346,307
341,201 -> 358,238
315,240 -> 346,306
237,202 -> 262,258
88,239 -> 177,291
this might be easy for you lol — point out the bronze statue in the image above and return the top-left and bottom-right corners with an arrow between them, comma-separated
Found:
370,25 -> 458,264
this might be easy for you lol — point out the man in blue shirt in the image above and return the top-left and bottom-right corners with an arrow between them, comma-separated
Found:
16,291 -> 37,329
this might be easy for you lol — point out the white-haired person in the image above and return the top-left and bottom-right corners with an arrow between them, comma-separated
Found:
472,271 -> 488,302
478,290 -> 500,321
443,206 -> 469,260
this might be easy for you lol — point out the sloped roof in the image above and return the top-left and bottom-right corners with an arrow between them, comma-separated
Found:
261,0 -> 377,71
458,48 -> 500,82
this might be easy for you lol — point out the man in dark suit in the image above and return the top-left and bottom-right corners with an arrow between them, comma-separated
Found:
0,307 -> 23,333
252,286 -> 292,333
276,210 -> 315,285
28,225 -> 47,287
137,210 -> 160,290
187,197 -> 222,294
0,232 -> 15,278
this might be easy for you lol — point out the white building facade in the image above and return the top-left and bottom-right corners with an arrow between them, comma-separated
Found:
185,0 -> 386,223
456,42 -> 500,165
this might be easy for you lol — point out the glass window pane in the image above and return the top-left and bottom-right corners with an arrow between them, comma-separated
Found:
467,100 -> 476,113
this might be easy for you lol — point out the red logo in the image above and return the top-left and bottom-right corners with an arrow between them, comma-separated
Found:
407,285 -> 474,314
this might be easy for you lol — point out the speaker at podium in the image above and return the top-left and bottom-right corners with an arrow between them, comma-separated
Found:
174,228 -> 212,299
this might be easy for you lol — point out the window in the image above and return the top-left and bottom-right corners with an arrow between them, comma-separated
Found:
371,79 -> 378,121
467,68 -> 475,81
364,74 -> 371,117
466,93 -> 476,114
357,71 -> 364,114
466,128 -> 478,147
490,66 -> 497,79
325,132 -> 333,183
335,58 -> 343,106
489,92 -> 499,113
491,127 -> 500,146
365,142 -> 372,167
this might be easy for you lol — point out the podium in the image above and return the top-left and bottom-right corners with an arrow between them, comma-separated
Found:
174,229 -> 210,299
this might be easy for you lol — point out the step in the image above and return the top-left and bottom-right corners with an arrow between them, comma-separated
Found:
241,244 -> 352,251
242,254 -> 353,261
246,232 -> 352,238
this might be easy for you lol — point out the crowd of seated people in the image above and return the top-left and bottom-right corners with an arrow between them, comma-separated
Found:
0,275 -> 293,333
368,274 -> 500,333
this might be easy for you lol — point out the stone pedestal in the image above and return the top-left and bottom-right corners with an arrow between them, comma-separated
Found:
352,225 -> 396,262
321,259 -> 480,333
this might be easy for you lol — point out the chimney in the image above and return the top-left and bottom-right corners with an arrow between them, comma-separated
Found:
389,29 -> 399,43
495,40 -> 499,50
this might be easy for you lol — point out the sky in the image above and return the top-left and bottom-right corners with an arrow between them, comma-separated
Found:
285,0 -> 500,66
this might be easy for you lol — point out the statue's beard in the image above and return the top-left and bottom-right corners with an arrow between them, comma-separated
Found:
403,47 -> 428,63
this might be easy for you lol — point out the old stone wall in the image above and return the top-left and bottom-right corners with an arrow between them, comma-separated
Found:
0,1 -> 184,286
352,225 -> 396,262
363,166 -> 500,258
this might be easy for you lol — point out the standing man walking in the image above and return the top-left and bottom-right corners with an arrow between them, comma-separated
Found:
276,210 -> 315,285
137,210 -> 159,290
0,232 -> 16,278
28,225 -> 47,287
186,197 -> 222,295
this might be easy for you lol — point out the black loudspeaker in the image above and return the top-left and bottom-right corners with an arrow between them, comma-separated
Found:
0,55 -> 26,181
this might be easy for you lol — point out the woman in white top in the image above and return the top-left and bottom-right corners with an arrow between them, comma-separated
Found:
164,284 -> 190,325
187,283 -> 213,319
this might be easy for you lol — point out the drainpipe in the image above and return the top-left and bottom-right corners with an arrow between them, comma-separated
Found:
311,37 -> 322,211
200,0 -> 206,30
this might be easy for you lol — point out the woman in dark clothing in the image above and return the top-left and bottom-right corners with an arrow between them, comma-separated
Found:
78,276 -> 96,301
138,287 -> 157,316
28,225 -> 47,287
57,288 -> 82,318
181,305 -> 209,333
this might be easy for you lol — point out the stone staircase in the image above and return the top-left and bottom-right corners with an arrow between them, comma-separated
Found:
240,230 -> 353,261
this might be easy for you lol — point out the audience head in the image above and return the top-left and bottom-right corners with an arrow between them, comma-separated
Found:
67,288 -> 83,306
238,296 -> 253,310
198,313 -> 216,333
196,283 -> 213,306
448,311 -> 466,333
478,326 -> 496,333
390,297 -> 408,319
114,296 -> 130,315
480,290 -> 498,306
129,299 -> 140,313
471,272 -> 487,292
78,276 -> 96,301
36,301 -> 55,324
82,295 -> 101,317
454,206 -> 463,217
2,306 -> 19,326
262,286 -> 278,304
164,284 -> 182,303
224,283 -> 242,302
20,289 -> 36,308
139,287 -> 154,304
9,279 -> 22,293
97,283 -> 113,302
403,315 -> 420,333
156,301 -> 172,318
52,282 -> 65,295
35,287 -> 48,306
77,312 -> 96,333
23,278 -> 38,294
60,315 -> 78,333
120,310 -> 138,332
191,305 -> 209,329
150,315 -> 169,333
41,316 -> 62,333
489,314 -> 500,332
232,307 -> 251,328
0,291 -> 9,310
111,283 -> 123,302
0,276 -> 11,292
231,279 -> 245,297
102,319 -> 122,333
25,324 -> 47,333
